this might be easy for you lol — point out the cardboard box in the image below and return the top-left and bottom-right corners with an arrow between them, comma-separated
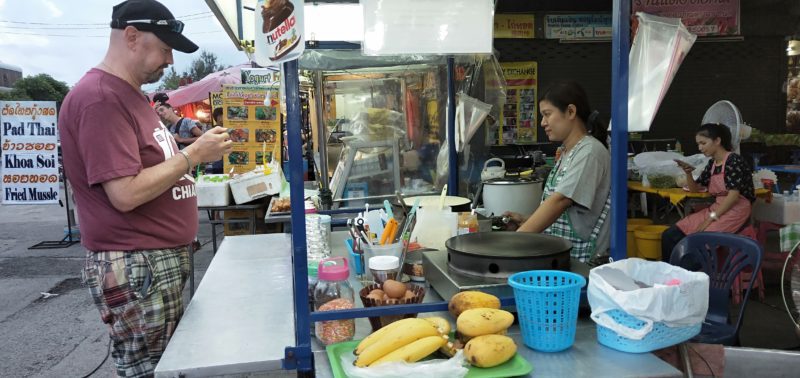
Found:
223,208 -> 268,236
229,167 -> 283,204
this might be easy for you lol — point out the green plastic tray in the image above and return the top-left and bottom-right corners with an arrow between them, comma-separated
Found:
325,339 -> 532,378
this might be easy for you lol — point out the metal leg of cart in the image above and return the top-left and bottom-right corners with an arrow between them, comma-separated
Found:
678,343 -> 694,378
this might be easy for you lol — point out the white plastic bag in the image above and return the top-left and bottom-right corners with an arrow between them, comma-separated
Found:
588,259 -> 709,340
341,350 -> 469,378
634,152 -> 710,188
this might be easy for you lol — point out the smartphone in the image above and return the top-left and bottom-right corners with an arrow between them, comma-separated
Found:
674,159 -> 692,169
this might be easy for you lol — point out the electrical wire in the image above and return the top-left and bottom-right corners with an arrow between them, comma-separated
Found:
81,337 -> 112,378
0,11 -> 211,26
688,345 -> 716,378
780,239 -> 800,333
0,29 -> 223,38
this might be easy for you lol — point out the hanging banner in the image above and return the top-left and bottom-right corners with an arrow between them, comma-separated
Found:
632,0 -> 740,36
1,101 -> 59,204
494,14 -> 535,39
241,67 -> 281,86
254,0 -> 305,65
545,14 -> 612,40
221,85 -> 282,174
498,62 -> 538,145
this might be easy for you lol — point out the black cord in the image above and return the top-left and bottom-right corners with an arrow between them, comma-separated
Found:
688,345 -> 716,378
81,338 -> 112,378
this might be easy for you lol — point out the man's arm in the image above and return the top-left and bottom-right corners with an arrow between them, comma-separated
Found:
102,127 -> 232,212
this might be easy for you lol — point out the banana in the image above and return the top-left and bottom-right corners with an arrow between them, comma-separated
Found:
456,308 -> 514,338
464,334 -> 517,368
422,316 -> 452,335
449,291 -> 501,318
369,335 -> 448,367
354,318 -> 427,356
354,318 -> 442,367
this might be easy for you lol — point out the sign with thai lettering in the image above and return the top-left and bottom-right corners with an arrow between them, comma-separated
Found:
1,101 -> 60,204
633,0 -> 740,36
494,14 -> 535,39
545,14 -> 612,40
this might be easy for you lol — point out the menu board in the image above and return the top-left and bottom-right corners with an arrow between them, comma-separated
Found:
221,85 -> 281,174
1,101 -> 59,204
633,0 -> 740,36
499,62 -> 538,145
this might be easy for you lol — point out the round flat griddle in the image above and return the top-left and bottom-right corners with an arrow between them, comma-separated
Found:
446,232 -> 572,279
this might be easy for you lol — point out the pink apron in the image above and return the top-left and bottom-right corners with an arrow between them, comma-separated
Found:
677,153 -> 751,235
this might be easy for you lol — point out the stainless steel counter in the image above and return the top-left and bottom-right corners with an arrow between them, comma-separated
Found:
155,231 -> 682,378
154,234 -> 295,377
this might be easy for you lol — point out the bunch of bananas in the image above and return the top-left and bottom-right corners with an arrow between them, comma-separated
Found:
353,317 -> 449,367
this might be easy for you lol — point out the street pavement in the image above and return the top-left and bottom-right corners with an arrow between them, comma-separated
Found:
0,202 -> 217,378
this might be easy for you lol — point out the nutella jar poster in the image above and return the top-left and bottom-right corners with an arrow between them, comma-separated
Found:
254,0 -> 304,66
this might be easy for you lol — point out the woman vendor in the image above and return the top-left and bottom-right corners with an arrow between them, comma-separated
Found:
661,123 -> 756,261
505,82 -> 611,264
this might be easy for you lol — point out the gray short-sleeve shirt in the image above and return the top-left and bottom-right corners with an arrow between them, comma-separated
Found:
554,137 -> 611,255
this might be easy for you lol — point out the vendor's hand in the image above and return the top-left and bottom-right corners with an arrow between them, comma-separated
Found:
502,211 -> 526,225
185,127 -> 233,164
674,159 -> 694,175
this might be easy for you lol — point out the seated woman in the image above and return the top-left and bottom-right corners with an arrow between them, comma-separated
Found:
661,123 -> 755,262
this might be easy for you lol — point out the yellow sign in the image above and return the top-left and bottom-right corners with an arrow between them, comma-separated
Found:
221,84 -> 281,173
494,14 -> 535,39
499,62 -> 538,145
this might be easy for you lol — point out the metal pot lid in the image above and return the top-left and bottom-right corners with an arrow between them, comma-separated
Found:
483,177 -> 542,185
446,231 -> 572,259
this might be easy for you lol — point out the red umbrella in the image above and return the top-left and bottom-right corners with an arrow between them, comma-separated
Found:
164,64 -> 249,107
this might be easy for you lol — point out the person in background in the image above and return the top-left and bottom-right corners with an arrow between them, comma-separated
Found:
156,102 -> 203,149
504,82 -> 611,264
661,123 -> 755,261
58,0 -> 233,376
152,91 -> 169,106
207,108 -> 225,174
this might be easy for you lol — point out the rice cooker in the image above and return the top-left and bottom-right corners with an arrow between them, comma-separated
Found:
482,177 -> 543,217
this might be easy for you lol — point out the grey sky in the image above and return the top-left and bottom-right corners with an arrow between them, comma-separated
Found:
0,0 -> 246,90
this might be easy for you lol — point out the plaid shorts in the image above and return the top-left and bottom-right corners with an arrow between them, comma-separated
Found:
82,247 -> 190,378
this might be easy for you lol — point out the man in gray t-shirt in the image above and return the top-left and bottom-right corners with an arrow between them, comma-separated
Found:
156,102 -> 202,149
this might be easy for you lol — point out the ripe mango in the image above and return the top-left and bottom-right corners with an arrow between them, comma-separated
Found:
448,291 -> 501,318
464,334 -> 517,368
456,308 -> 514,338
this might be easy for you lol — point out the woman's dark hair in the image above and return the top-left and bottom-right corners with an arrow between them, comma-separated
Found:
697,123 -> 733,151
539,81 -> 608,147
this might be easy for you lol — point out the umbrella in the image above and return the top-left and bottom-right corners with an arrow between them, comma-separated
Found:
163,64 -> 249,107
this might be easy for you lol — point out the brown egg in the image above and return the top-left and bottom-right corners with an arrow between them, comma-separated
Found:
382,294 -> 389,301
366,292 -> 383,302
403,290 -> 415,300
370,289 -> 385,297
383,280 -> 407,299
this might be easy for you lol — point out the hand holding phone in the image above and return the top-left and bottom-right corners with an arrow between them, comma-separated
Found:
674,159 -> 693,173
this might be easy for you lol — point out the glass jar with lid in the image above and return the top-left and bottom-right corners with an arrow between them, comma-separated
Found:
313,257 -> 355,345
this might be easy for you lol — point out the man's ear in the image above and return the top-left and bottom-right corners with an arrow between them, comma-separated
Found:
123,26 -> 140,50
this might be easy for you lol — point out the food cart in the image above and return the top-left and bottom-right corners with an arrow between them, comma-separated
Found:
155,1 -> 800,377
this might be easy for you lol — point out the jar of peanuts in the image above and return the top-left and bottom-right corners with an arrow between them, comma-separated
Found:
314,257 -> 355,345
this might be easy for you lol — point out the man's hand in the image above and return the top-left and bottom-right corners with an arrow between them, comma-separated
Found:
184,127 -> 233,164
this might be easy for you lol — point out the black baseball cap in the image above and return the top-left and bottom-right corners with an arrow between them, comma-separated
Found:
110,0 -> 198,53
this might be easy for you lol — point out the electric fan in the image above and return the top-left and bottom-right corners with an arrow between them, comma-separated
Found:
700,100 -> 752,154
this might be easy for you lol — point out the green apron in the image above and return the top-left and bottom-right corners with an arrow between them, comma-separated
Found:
542,137 -> 611,262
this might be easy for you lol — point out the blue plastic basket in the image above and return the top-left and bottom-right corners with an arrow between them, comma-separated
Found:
508,270 -> 586,352
344,239 -> 365,275
595,309 -> 701,353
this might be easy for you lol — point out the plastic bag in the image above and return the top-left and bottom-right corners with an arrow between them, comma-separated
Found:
634,152 -> 709,188
587,259 -> 709,340
456,92 -> 492,152
341,349 -> 469,378
626,13 -> 697,132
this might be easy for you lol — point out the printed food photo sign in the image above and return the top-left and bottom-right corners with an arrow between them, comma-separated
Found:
1,101 -> 60,204
254,0 -> 305,65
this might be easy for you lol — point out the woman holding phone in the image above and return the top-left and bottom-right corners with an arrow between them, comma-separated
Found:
661,123 -> 755,261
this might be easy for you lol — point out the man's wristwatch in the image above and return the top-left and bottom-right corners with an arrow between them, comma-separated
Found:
709,212 -> 719,221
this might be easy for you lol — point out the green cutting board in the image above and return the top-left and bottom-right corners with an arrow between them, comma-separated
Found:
325,339 -> 532,378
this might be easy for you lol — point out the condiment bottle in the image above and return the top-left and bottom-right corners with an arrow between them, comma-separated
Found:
314,257 -> 355,345
458,212 -> 479,235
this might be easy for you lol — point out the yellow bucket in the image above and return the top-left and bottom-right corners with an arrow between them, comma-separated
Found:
627,219 -> 654,258
634,225 -> 670,260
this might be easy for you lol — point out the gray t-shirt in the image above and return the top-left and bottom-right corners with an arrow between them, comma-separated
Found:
554,136 -> 611,256
170,118 -> 199,148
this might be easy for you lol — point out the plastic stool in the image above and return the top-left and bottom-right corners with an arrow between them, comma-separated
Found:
732,224 -> 765,304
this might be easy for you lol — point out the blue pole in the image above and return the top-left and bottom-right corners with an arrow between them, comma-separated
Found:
610,0 -> 631,261
447,56 -> 458,196
283,60 -> 313,373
